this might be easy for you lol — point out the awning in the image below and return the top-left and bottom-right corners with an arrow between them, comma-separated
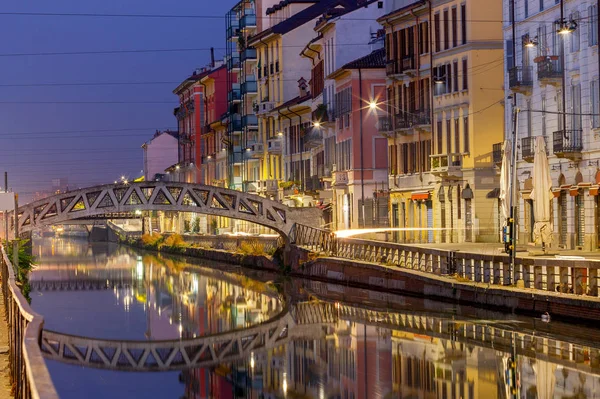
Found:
411,191 -> 430,201
486,187 -> 500,199
461,184 -> 474,199
569,186 -> 580,196
590,186 -> 599,196
552,189 -> 562,198
522,191 -> 531,200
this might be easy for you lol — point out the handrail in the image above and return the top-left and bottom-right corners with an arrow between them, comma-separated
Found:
1,246 -> 58,399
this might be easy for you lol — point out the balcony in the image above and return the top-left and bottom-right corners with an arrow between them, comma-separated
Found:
227,56 -> 241,71
257,179 -> 278,194
241,48 -> 257,62
385,56 -> 416,78
386,60 -> 397,76
226,25 -> 240,40
241,80 -> 257,95
520,136 -> 550,162
227,88 -> 241,103
394,110 -> 431,132
401,56 -> 415,73
303,126 -> 323,149
244,181 -> 259,192
430,153 -> 462,178
267,138 -> 282,153
305,175 -> 323,192
256,101 -> 275,115
537,56 -> 562,85
241,114 -> 258,128
553,130 -> 583,160
240,14 -> 256,29
378,115 -> 393,134
229,116 -> 242,132
508,66 -> 533,93
248,142 -> 264,159
492,142 -> 503,166
333,171 -> 348,187
311,106 -> 329,124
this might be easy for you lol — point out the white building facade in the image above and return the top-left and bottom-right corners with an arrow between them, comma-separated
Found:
504,0 -> 600,249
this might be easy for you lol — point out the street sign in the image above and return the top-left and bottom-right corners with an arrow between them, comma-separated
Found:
0,192 -> 14,212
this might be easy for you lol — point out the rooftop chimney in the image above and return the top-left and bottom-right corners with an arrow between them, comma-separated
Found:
298,77 -> 308,97
210,47 -> 215,67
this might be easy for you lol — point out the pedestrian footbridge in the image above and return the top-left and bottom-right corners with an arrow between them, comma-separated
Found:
12,182 -> 322,239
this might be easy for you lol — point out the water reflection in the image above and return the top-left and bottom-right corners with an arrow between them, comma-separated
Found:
30,238 -> 282,340
29,238 -> 600,399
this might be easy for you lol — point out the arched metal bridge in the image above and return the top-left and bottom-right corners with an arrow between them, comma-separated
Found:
39,300 -> 600,373
40,301 -> 337,372
12,182 -> 322,238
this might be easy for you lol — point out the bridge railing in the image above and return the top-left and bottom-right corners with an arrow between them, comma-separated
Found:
0,247 -> 58,399
291,224 -> 335,254
331,237 -> 600,297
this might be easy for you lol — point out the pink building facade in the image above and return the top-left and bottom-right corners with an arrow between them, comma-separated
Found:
330,49 -> 388,229
142,130 -> 179,182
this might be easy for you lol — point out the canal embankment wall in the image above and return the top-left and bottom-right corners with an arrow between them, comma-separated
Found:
116,232 -> 600,323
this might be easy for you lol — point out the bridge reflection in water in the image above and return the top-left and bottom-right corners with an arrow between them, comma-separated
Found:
30,238 -> 600,399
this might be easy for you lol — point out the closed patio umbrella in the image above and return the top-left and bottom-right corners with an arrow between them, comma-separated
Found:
499,140 -> 512,240
531,136 -> 553,250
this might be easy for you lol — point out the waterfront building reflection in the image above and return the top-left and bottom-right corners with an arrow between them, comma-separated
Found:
28,238 -> 600,399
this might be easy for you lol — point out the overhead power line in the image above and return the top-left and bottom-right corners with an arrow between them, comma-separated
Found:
0,10 -> 594,24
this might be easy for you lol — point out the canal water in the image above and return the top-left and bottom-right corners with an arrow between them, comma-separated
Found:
30,237 -> 600,399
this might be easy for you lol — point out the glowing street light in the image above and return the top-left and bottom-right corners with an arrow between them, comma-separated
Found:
313,121 -> 321,128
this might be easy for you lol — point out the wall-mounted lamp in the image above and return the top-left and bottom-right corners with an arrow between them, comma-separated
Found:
523,35 -> 539,47
556,18 -> 578,35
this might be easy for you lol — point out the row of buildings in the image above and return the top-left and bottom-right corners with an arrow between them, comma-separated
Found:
141,0 -> 600,250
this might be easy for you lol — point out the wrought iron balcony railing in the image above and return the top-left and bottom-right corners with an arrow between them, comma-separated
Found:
537,57 -> 562,81
508,66 -> 533,89
553,130 -> 582,156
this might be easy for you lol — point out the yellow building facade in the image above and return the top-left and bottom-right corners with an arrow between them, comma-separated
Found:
379,0 -> 504,243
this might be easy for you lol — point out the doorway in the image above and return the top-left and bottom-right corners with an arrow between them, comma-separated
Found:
575,192 -> 585,248
559,192 -> 568,247
464,199 -> 472,242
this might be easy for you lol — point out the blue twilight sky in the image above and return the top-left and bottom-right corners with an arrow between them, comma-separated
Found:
0,1 -> 232,201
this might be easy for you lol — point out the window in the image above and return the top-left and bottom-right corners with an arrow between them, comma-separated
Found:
524,0 -> 528,18
453,61 -> 459,92
592,79 -> 600,128
571,83 -> 582,130
443,9 -> 449,50
589,5 -> 598,46
419,21 -> 429,54
571,12 -> 580,52
526,99 -> 532,136
537,24 -> 547,57
446,63 -> 452,93
437,120 -> 443,154
451,7 -> 458,47
539,0 -> 543,12
541,95 -> 546,135
557,89 -> 564,130
506,40 -> 514,71
462,59 -> 468,90
463,116 -> 469,152
461,4 -> 467,44
454,118 -> 460,153
446,119 -> 451,153
434,13 -> 441,52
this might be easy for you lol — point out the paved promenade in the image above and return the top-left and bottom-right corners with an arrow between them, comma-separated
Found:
408,241 -> 600,261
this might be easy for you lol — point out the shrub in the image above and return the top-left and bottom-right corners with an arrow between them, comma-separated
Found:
141,233 -> 163,248
5,239 -> 34,303
239,239 -> 266,256
163,234 -> 185,248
